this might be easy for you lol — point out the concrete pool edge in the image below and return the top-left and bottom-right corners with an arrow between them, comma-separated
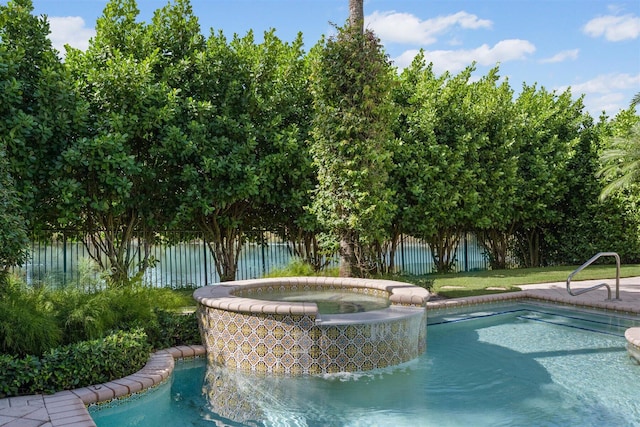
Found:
0,344 -> 205,427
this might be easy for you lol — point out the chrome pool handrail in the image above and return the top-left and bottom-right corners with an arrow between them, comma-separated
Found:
566,252 -> 621,301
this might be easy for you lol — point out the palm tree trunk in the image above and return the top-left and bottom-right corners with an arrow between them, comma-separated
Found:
349,0 -> 364,32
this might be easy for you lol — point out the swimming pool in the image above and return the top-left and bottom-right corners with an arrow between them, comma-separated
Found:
90,303 -> 640,426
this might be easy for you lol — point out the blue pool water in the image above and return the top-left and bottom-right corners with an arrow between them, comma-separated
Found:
90,303 -> 640,426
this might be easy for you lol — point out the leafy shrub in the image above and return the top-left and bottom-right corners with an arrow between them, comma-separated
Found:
51,287 -> 115,344
0,281 -> 62,356
0,354 -> 42,397
49,284 -> 191,345
145,310 -> 201,350
0,329 -> 151,397
265,258 -> 339,277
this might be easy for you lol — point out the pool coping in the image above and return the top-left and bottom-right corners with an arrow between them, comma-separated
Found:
193,276 -> 430,316
2,279 -> 639,426
427,289 -> 640,316
0,345 -> 205,427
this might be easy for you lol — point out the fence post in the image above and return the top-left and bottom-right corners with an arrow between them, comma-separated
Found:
62,232 -> 67,286
261,234 -> 267,277
400,233 -> 405,273
464,233 -> 469,272
203,236 -> 208,287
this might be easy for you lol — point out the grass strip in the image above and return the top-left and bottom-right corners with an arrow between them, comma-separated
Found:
429,264 -> 640,298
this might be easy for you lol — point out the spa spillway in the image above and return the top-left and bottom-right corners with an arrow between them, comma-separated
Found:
194,277 -> 429,375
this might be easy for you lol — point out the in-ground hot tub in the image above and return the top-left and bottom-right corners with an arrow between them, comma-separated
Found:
193,277 -> 429,375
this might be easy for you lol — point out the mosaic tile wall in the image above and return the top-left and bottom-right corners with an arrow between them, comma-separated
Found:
197,305 -> 426,375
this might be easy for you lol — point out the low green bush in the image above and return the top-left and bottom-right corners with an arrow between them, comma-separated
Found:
264,258 -> 339,277
0,281 -> 62,356
0,354 -> 42,397
145,310 -> 201,350
0,329 -> 151,397
0,277 -> 202,398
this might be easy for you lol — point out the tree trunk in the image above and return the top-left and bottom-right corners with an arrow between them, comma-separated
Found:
286,226 -> 327,271
515,227 -> 542,268
478,227 -> 514,270
82,211 -> 146,286
199,213 -> 244,282
349,0 -> 364,33
427,229 -> 461,273
339,230 -> 354,277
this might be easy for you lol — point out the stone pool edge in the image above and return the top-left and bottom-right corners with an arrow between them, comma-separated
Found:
0,344 -> 205,427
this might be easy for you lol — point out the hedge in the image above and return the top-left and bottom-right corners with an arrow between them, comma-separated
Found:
0,329 -> 151,397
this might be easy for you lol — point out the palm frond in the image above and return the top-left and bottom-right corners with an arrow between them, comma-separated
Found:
598,122 -> 640,200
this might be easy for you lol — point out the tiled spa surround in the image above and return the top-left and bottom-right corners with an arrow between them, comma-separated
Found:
193,277 -> 430,375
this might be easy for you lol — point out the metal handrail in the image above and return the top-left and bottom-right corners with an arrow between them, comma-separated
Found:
566,252 -> 621,301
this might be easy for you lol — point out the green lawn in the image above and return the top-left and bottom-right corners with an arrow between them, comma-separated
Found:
428,264 -> 640,298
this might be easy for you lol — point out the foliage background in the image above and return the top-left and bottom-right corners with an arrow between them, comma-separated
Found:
0,0 -> 639,283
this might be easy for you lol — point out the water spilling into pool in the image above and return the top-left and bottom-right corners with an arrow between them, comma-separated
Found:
91,303 -> 640,426
194,278 -> 429,374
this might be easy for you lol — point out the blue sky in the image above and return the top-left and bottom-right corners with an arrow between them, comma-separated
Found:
26,0 -> 640,119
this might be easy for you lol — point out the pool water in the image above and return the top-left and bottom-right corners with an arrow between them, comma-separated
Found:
249,289 -> 390,314
90,304 -> 640,426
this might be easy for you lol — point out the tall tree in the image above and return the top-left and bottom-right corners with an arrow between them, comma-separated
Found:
0,50 -> 29,273
169,29 -> 312,281
310,24 -> 396,277
468,67 -> 518,269
418,64 -> 487,273
0,0 -> 78,232
56,0 -> 180,285
511,85 -> 581,267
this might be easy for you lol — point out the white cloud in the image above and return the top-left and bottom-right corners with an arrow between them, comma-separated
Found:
585,92 -> 626,117
565,72 -> 640,94
393,39 -> 536,73
583,14 -> 640,41
48,16 -> 95,56
540,49 -> 579,63
557,72 -> 640,117
366,10 -> 492,45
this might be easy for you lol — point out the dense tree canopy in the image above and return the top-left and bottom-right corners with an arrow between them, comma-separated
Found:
55,0 -> 181,284
310,24 -> 396,277
1,0 -> 639,283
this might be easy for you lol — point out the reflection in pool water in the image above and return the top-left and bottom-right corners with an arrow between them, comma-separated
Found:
90,304 -> 640,426
250,289 -> 391,314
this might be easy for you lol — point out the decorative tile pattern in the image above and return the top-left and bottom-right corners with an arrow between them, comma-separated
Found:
196,278 -> 428,375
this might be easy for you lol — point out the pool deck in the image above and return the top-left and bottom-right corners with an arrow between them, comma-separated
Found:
428,276 -> 640,315
2,277 -> 639,427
